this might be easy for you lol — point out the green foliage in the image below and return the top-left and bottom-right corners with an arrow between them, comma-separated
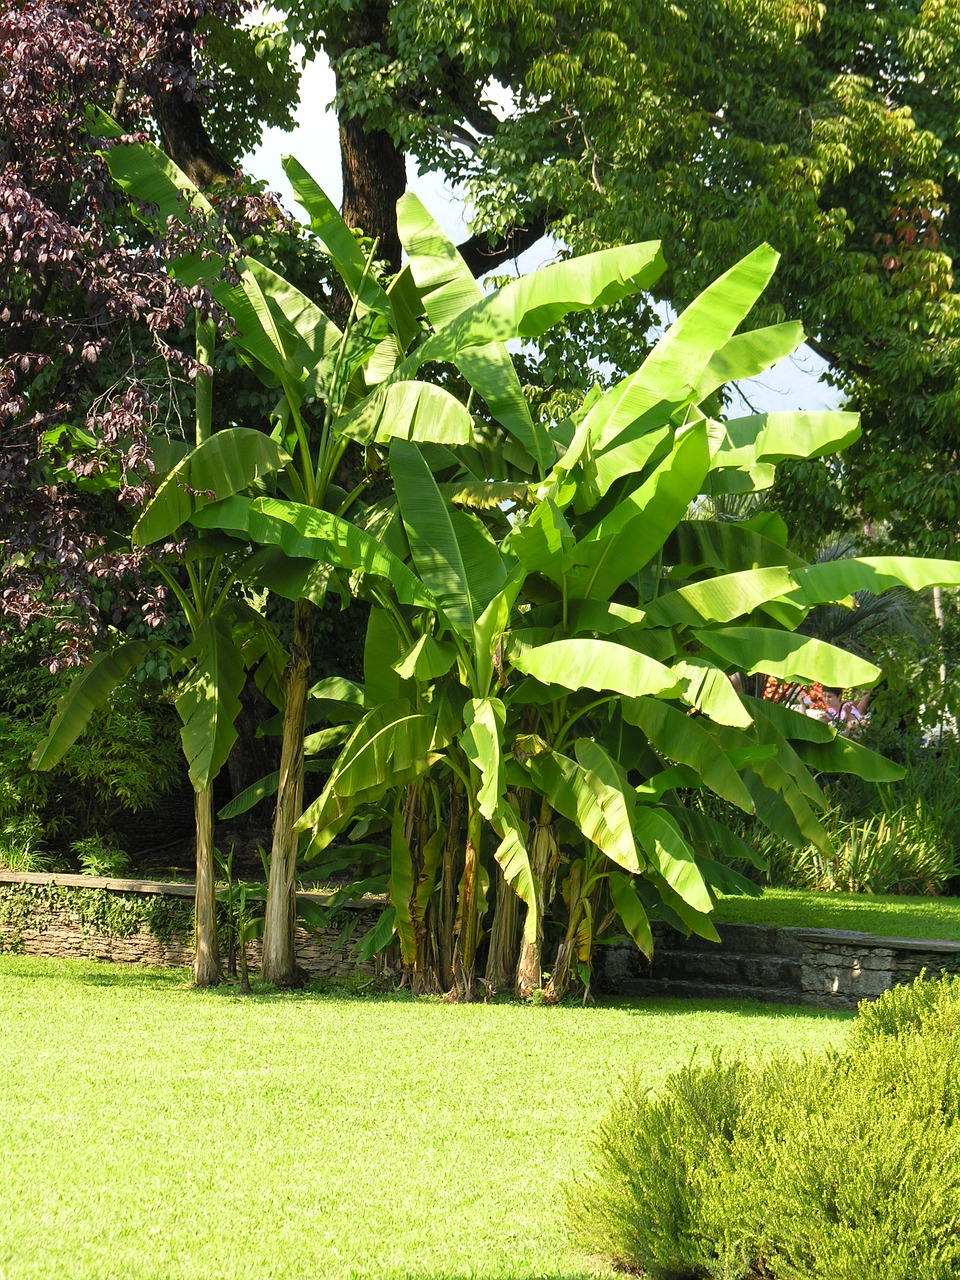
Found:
72,835 -> 132,879
0,883 -> 194,949
572,973 -> 960,1280
0,638 -> 183,857
0,815 -> 55,874
852,969 -> 960,1048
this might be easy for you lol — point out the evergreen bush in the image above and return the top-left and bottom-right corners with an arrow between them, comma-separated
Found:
570,973 -> 960,1280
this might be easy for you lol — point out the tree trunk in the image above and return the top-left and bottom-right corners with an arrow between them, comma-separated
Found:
330,1 -> 406,271
451,798 -> 484,1002
484,868 -> 519,993
544,860 -> 584,1004
405,784 -> 443,996
261,597 -> 314,986
438,780 -> 462,991
193,784 -> 222,987
516,805 -> 560,999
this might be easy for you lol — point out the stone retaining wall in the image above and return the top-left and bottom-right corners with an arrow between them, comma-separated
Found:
0,870 -> 383,980
594,920 -> 960,1008
4,871 -> 958,1006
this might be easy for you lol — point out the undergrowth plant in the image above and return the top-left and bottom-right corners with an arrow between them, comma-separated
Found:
570,971 -> 960,1280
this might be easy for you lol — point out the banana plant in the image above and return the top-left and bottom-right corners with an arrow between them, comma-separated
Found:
96,117 -> 669,985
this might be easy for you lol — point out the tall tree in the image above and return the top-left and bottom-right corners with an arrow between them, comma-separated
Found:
0,0 -> 298,655
276,0 -> 960,554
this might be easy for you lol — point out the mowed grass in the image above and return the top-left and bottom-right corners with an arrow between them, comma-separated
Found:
712,886 -> 960,940
0,955 -> 850,1280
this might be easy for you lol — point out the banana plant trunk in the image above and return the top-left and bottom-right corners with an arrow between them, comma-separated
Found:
193,784 -> 222,987
261,597 -> 314,986
438,780 -> 463,991
516,803 -> 560,999
484,867 -> 519,993
451,792 -> 484,1002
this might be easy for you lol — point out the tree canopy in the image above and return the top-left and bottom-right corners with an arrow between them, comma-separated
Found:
276,0 -> 960,554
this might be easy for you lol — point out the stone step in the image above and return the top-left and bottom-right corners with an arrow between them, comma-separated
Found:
595,976 -> 819,1007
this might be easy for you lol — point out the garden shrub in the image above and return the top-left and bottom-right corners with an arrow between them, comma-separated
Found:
571,974 -> 960,1280
0,635 -> 183,863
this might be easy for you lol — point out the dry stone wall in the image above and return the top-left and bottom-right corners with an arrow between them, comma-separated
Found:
594,920 -> 960,1008
0,870 -> 382,980
4,871 -> 958,1005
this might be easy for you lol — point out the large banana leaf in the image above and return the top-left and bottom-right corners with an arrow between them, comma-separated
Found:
513,639 -> 681,700
582,245 -> 780,460
394,634 -> 458,683
491,798 -> 538,942
411,241 -> 665,362
397,194 -> 553,476
583,423 -> 673,508
473,565 -> 526,692
633,808 -> 713,915
460,697 -> 508,821
284,156 -> 403,336
624,698 -> 756,812
298,700 -> 442,844
174,616 -> 246,789
697,627 -> 881,687
696,322 -> 804,400
522,749 -> 641,874
30,640 -> 155,771
191,495 -> 439,611
668,519 -> 808,575
336,380 -> 473,447
567,422 -> 711,599
642,566 -> 799,629
97,122 -> 307,397
793,556 -> 960,603
133,430 -> 290,546
364,607 -> 411,707
794,733 -> 906,782
240,256 -> 345,400
714,411 -> 861,468
391,439 -> 507,635
505,498 -> 575,584
672,657 -> 754,728
607,871 -> 654,959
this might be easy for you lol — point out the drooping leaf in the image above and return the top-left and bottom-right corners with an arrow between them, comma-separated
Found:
643,566 -> 799,629
624,698 -> 755,812
607,871 -> 654,959
413,240 -> 666,361
30,640 -> 155,771
174,615 -> 246,789
337,380 -> 473,447
460,697 -> 507,821
521,749 -> 641,874
132,430 -> 290,546
697,322 -> 804,400
191,495 -> 439,611
673,657 -> 754,728
633,807 -> 714,915
794,556 -> 960,603
697,627 -> 881,687
512,639 -> 681,700
715,410 -> 861,467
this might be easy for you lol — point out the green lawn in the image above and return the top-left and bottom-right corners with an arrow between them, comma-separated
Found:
0,954 -> 850,1280
712,886 -> 960,940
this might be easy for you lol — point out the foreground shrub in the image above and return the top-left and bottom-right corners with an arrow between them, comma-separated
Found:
571,974 -> 960,1280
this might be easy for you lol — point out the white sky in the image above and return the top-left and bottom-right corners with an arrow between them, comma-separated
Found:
244,45 -> 842,416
